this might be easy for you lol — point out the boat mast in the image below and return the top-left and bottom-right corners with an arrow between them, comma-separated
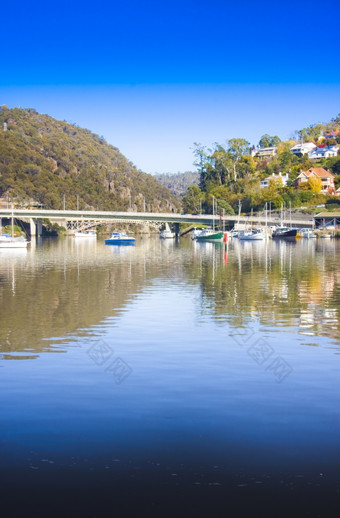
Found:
237,199 -> 241,230
11,204 -> 14,238
212,195 -> 215,232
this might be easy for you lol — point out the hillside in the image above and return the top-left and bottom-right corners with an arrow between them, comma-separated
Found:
154,171 -> 199,196
0,106 -> 179,212
181,116 -> 340,214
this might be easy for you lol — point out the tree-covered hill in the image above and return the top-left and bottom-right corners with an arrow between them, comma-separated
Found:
153,171 -> 199,196
0,106 -> 179,212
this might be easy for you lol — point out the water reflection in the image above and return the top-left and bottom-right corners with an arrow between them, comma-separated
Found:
0,237 -> 340,359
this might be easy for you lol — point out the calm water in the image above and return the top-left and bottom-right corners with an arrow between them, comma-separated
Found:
0,236 -> 339,517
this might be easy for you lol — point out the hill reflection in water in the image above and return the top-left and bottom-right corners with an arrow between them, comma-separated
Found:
0,237 -> 339,358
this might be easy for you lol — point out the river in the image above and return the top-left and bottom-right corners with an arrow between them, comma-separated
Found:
0,236 -> 339,517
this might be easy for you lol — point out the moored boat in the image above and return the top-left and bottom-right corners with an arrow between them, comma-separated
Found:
0,214 -> 29,249
196,229 -> 224,242
0,235 -> 28,248
191,227 -> 203,240
302,230 -> 316,239
105,232 -> 135,244
272,227 -> 297,239
74,231 -> 96,238
239,229 -> 265,241
160,223 -> 175,239
160,229 -> 175,239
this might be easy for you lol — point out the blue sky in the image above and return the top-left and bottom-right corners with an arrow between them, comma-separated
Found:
1,0 -> 339,173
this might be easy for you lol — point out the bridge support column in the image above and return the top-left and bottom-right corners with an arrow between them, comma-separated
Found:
37,218 -> 43,236
174,223 -> 180,236
30,218 -> 43,236
30,218 -> 36,236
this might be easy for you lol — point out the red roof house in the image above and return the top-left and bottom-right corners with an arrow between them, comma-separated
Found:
295,167 -> 335,194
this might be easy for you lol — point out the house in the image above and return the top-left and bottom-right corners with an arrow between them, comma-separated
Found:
260,172 -> 289,188
290,142 -> 316,157
295,167 -> 335,194
323,130 -> 339,140
308,145 -> 339,160
253,146 -> 278,159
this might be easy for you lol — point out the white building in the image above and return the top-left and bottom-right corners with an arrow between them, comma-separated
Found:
252,146 -> 278,159
290,142 -> 316,157
308,146 -> 339,160
260,172 -> 289,188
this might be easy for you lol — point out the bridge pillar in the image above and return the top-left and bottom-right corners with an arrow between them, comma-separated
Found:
37,218 -> 43,236
30,218 -> 43,236
30,218 -> 36,236
174,223 -> 180,236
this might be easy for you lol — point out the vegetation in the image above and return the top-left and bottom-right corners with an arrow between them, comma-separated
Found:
0,106 -> 179,212
183,115 -> 340,214
154,171 -> 199,196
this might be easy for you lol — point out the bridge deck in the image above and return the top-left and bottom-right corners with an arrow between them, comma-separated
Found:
0,208 -> 313,228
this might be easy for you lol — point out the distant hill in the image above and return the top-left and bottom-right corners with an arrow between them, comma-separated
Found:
0,106 -> 179,212
154,171 -> 199,196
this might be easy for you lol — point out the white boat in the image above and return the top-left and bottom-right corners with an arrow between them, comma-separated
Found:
320,233 -> 332,239
302,230 -> 316,239
0,215 -> 29,248
191,228 -> 203,240
239,229 -> 265,241
160,223 -> 175,239
74,231 -> 96,238
160,229 -> 175,239
0,234 -> 28,248
105,232 -> 135,244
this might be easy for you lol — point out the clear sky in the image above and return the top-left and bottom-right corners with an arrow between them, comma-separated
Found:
1,0 -> 339,174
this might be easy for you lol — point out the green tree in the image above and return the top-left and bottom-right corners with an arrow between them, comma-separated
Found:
258,134 -> 281,148
227,138 -> 250,160
182,185 -> 203,213
298,123 -> 323,142
192,142 -> 210,190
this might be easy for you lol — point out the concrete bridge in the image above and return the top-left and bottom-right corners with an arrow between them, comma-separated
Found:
0,208 -> 313,236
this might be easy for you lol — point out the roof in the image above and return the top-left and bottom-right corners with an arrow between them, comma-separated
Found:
291,142 -> 316,150
314,212 -> 340,218
324,130 -> 339,137
299,167 -> 334,179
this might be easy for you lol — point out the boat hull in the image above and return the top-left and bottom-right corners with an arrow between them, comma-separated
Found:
272,228 -> 297,238
74,232 -> 96,238
105,238 -> 135,244
239,231 -> 264,241
196,231 -> 224,242
0,240 -> 28,248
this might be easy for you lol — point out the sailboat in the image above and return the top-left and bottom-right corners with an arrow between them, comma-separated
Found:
196,196 -> 224,242
160,223 -> 175,239
0,212 -> 29,248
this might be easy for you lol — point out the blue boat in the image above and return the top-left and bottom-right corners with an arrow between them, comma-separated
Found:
105,232 -> 136,245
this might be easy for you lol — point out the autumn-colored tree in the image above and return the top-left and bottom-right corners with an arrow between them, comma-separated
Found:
308,176 -> 322,193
